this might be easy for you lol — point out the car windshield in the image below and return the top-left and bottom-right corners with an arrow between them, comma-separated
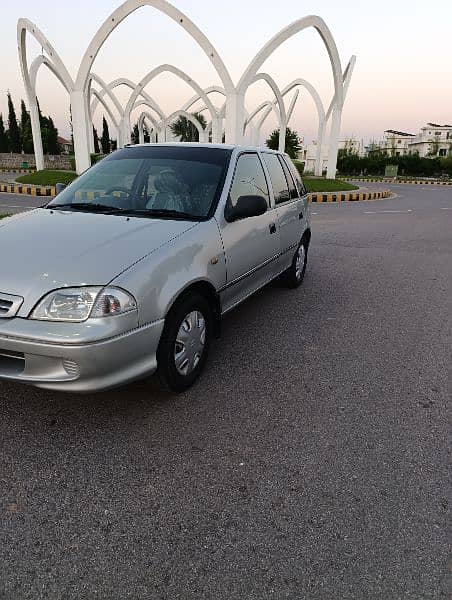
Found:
47,145 -> 232,220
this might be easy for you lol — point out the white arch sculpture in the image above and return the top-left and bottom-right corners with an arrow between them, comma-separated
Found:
18,2 -> 355,177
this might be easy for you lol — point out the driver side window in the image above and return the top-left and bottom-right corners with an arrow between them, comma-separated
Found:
229,154 -> 270,208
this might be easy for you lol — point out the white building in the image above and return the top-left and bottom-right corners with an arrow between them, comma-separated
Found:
406,124 -> 452,157
368,124 -> 452,158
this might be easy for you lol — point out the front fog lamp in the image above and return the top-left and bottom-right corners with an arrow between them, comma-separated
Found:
31,287 -> 137,322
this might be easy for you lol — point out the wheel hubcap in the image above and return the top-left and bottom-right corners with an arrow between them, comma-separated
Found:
295,245 -> 306,279
174,311 -> 206,376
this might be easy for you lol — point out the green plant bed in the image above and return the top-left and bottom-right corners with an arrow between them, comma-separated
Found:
0,214 -> 8,219
16,170 -> 78,186
303,177 -> 359,193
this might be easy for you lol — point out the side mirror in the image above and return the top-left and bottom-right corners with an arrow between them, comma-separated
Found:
55,183 -> 67,195
225,195 -> 268,222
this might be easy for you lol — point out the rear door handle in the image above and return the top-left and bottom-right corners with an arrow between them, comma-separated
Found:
269,223 -> 277,234
299,211 -> 304,220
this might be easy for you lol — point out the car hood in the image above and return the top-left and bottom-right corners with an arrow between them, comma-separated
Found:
0,209 -> 197,316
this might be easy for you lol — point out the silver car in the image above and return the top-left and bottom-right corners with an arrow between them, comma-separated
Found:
0,144 -> 311,393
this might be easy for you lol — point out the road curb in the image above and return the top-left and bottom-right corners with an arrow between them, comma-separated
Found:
308,190 -> 391,203
347,178 -> 452,186
0,183 -> 55,197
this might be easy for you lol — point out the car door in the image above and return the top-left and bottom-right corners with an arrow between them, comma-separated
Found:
216,152 -> 280,312
261,152 -> 305,270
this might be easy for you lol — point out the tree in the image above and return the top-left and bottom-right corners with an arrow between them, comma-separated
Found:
131,123 -> 139,145
36,98 -> 59,155
100,116 -> 110,154
20,99 -> 34,153
7,93 -> 21,152
0,114 -> 9,152
169,112 -> 206,142
93,126 -> 100,153
131,122 -> 150,144
46,116 -> 59,154
266,127 -> 302,159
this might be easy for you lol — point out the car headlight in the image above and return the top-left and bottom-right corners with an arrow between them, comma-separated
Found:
30,286 -> 137,322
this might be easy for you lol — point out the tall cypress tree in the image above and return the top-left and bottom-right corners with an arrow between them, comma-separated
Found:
0,114 -> 9,152
20,99 -> 34,154
100,116 -> 110,154
7,93 -> 21,152
46,116 -> 59,154
93,126 -> 100,153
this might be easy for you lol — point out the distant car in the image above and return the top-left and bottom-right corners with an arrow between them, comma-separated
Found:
0,143 -> 311,393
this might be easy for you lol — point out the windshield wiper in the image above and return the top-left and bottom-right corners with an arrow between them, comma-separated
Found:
122,208 -> 199,220
47,202 -> 126,214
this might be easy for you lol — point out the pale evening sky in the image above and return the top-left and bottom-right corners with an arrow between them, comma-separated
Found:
1,0 -> 451,145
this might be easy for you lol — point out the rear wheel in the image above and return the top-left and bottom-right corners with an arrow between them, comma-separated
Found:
157,293 -> 212,392
281,238 -> 308,288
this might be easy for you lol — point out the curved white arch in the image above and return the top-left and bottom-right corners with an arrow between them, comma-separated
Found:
17,7 -> 353,176
89,73 -> 124,120
90,77 -> 165,121
75,0 -> 234,94
91,90 -> 119,130
248,73 -> 287,152
237,15 -> 343,109
244,100 -> 278,129
137,111 -> 161,143
182,85 -> 226,112
17,20 -> 74,170
164,109 -> 207,143
29,55 -> 72,94
18,18 -> 74,93
123,64 -> 218,146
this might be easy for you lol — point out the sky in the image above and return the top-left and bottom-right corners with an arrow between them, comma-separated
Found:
1,0 -> 451,145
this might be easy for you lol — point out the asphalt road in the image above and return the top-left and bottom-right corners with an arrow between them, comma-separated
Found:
0,184 -> 450,599
0,193 -> 44,215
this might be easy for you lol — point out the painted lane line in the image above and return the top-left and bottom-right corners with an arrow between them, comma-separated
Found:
364,210 -> 413,214
440,207 -> 452,210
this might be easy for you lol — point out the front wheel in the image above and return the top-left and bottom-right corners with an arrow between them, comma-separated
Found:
281,238 -> 308,288
157,293 -> 212,392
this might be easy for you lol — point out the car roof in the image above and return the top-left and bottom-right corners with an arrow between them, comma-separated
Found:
128,142 -> 283,154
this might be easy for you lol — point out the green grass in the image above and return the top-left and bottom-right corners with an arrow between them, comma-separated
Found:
0,214 -> 8,219
16,170 -> 78,186
303,177 -> 359,193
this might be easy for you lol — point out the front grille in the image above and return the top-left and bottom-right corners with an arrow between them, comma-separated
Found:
0,293 -> 23,318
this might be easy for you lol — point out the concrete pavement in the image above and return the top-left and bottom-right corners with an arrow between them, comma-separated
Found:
0,184 -> 450,599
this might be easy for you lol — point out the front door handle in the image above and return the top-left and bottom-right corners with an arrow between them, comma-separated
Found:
269,223 -> 277,234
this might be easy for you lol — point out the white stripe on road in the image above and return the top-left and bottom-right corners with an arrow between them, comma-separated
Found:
364,210 -> 413,214
440,207 -> 452,210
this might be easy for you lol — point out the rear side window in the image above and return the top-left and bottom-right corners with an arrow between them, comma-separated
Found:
262,153 -> 290,204
284,157 -> 307,197
278,156 -> 299,200
229,153 -> 270,208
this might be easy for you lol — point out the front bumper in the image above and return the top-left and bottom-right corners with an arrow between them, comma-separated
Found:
0,315 -> 165,393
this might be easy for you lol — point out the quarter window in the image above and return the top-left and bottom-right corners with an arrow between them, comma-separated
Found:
285,158 -> 307,196
262,153 -> 290,204
229,153 -> 270,208
278,156 -> 299,200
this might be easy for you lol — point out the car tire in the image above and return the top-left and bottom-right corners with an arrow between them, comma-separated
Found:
281,237 -> 308,289
157,293 -> 212,393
